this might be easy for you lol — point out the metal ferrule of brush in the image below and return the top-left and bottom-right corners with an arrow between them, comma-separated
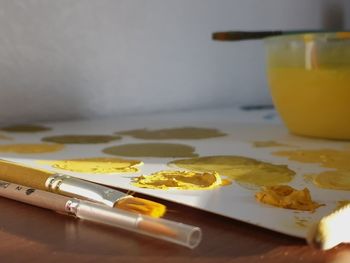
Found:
45,174 -> 128,207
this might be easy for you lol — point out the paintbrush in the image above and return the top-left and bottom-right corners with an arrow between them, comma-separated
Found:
307,203 -> 350,250
212,30 -> 330,41
0,179 -> 201,248
0,159 -> 165,218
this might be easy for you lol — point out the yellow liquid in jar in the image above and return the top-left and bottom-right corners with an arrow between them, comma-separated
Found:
268,68 -> 350,140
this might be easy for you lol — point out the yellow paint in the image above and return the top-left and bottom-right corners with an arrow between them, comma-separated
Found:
116,127 -> 226,140
42,134 -> 121,144
308,170 -> 350,191
268,68 -> 350,139
132,170 -> 222,190
38,157 -> 143,174
274,149 -> 350,170
294,216 -> 311,228
169,155 -> 295,187
274,149 -> 350,190
253,141 -> 288,148
0,124 -> 51,133
116,197 -> 166,218
0,143 -> 64,154
103,143 -> 198,158
255,185 -> 323,212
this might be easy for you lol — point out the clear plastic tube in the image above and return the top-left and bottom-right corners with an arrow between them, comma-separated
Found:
69,199 -> 202,249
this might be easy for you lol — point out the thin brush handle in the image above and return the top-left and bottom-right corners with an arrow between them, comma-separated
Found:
212,30 -> 325,41
0,180 -> 201,248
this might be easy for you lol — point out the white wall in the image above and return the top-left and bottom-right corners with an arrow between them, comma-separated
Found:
0,0 -> 347,123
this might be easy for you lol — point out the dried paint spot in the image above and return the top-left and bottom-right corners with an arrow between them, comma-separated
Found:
38,157 -> 143,174
253,141 -> 288,148
0,143 -> 64,154
132,170 -> 222,190
42,134 -> 121,144
1,124 -> 51,133
169,155 -> 295,187
294,216 -> 311,228
116,127 -> 226,140
274,149 -> 350,190
273,149 -> 350,170
255,185 -> 323,212
307,170 -> 350,191
103,143 -> 198,158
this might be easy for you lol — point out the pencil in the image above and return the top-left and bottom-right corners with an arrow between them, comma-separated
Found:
0,179 -> 202,248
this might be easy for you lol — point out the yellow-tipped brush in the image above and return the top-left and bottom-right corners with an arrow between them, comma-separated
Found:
307,203 -> 350,250
0,159 -> 166,218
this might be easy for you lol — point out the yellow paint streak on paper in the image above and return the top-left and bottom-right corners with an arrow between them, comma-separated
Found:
253,141 -> 288,148
116,127 -> 226,140
169,156 -> 295,187
0,143 -> 64,154
0,124 -> 51,133
103,143 -> 198,158
274,149 -> 350,190
132,170 -> 222,190
38,157 -> 143,174
255,185 -> 323,212
42,135 -> 121,144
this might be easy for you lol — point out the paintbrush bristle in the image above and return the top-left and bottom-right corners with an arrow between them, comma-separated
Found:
307,204 -> 350,250
115,196 -> 166,218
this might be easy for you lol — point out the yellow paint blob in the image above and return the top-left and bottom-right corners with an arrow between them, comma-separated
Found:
103,143 -> 198,158
116,127 -> 226,140
169,155 -> 295,187
253,141 -> 288,148
274,149 -> 350,191
0,124 -> 51,133
132,170 -> 222,190
255,185 -> 323,212
268,68 -> 350,139
308,170 -> 350,191
42,134 -> 121,144
38,157 -> 143,174
0,143 -> 64,154
116,197 -> 166,218
274,149 -> 350,170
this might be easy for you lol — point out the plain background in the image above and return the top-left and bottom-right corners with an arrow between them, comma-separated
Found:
0,0 -> 349,123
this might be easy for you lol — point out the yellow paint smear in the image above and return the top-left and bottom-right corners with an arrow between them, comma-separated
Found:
103,143 -> 198,158
169,155 -> 295,187
253,141 -> 288,148
0,124 -> 51,133
38,157 -> 143,174
42,134 -> 121,144
0,143 -> 64,154
274,149 -> 350,170
274,149 -> 350,190
336,200 -> 350,210
255,185 -> 323,212
116,127 -> 226,140
307,170 -> 350,191
132,170 -> 222,190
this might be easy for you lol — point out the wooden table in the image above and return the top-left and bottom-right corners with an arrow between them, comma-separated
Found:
0,192 -> 349,263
